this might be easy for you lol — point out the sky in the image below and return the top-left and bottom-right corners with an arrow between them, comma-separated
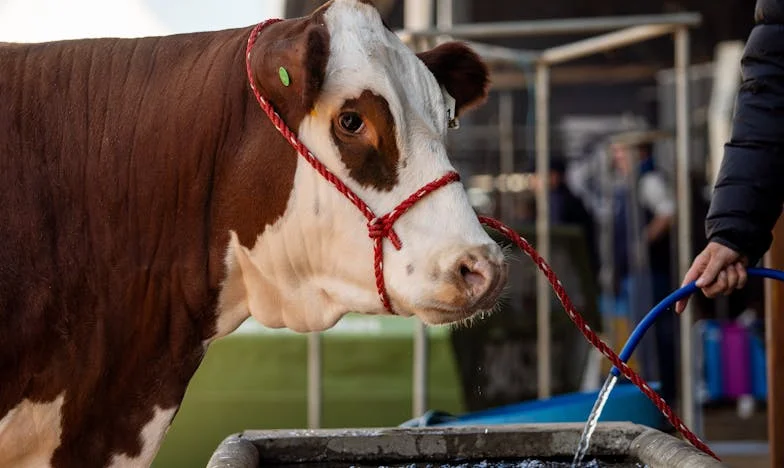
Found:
0,0 -> 284,42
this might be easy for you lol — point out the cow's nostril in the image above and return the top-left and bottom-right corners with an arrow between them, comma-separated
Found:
459,260 -> 490,296
443,246 -> 505,309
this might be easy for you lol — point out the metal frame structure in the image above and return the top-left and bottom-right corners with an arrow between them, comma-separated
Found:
306,8 -> 703,431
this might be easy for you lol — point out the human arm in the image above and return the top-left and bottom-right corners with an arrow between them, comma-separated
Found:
676,4 -> 784,312
638,172 -> 674,244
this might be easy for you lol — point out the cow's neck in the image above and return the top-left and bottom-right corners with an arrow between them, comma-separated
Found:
83,26 -> 299,341
0,25 -> 300,467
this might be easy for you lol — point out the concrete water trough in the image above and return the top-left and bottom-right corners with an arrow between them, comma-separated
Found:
206,422 -> 727,467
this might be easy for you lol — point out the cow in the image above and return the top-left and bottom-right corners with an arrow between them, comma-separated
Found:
0,0 -> 507,466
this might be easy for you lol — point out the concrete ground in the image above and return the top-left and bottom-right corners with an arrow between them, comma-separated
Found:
720,454 -> 768,468
701,404 -> 769,468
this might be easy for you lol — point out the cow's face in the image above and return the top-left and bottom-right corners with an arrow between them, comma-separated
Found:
220,0 -> 506,333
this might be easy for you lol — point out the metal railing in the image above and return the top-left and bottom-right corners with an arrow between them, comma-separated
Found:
399,13 -> 701,40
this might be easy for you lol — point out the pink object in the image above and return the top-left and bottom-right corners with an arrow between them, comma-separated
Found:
721,323 -> 751,398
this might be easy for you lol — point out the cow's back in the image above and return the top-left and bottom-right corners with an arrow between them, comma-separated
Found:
0,28 -> 251,466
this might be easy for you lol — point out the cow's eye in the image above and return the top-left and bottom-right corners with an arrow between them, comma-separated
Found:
338,112 -> 364,133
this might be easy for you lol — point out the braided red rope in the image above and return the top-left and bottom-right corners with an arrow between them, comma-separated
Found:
479,217 -> 718,460
367,172 -> 461,309
245,19 -> 718,461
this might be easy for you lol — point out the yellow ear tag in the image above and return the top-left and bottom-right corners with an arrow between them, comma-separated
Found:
278,67 -> 290,87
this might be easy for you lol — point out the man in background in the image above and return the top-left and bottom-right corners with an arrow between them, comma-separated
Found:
528,157 -> 599,275
610,141 -> 678,406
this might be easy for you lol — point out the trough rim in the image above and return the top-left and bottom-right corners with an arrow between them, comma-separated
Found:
205,422 -> 729,468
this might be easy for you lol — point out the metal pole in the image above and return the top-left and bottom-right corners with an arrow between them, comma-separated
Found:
405,0 -> 434,50
436,0 -> 452,29
625,145 -> 655,379
406,0 -> 434,419
307,332 -> 322,428
765,232 -> 784,467
599,145 -> 616,349
413,322 -> 429,417
535,62 -> 552,399
462,23 -> 677,70
540,24 -> 676,66
403,12 -> 701,39
404,0 -> 433,32
463,40 -> 541,65
674,26 -> 695,429
499,91 -> 515,222
706,42 -> 744,188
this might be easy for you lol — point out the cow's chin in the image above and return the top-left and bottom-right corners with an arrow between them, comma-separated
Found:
386,292 -> 496,327
238,281 -> 496,334
414,306 -> 483,326
262,277 -> 393,333
277,281 -> 493,331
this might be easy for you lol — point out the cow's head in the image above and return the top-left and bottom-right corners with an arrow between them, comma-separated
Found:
218,0 -> 507,334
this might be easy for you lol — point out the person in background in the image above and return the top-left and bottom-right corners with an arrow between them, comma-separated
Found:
528,157 -> 599,275
610,141 -> 678,406
676,0 -> 784,312
610,142 -> 675,296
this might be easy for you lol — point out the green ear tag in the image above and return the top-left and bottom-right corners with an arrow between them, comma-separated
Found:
278,67 -> 290,87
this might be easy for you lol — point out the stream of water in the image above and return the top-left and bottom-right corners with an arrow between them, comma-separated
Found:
571,375 -> 619,467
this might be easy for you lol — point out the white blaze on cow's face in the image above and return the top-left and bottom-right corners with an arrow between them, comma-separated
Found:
218,0 -> 506,335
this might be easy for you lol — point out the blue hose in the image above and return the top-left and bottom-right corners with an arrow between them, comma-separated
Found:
609,267 -> 784,377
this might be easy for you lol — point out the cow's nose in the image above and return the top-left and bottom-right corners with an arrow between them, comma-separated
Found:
450,245 -> 505,306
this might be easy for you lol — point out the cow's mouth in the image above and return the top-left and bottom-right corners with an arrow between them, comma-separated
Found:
405,291 -> 505,326
415,304 -> 496,326
386,262 -> 507,325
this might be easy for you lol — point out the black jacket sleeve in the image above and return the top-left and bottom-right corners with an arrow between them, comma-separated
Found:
705,0 -> 784,265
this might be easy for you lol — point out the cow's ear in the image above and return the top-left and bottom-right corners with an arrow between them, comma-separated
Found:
301,26 -> 330,111
249,19 -> 330,121
417,42 -> 489,117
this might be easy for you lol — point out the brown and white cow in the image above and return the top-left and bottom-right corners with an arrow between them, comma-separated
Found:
0,0 -> 506,466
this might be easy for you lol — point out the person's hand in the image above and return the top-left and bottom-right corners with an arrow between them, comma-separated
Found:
675,241 -> 747,314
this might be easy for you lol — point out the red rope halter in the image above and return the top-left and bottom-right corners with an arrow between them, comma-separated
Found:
245,19 -> 718,461
245,19 -> 460,312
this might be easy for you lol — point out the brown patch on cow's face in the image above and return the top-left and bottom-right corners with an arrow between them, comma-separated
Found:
329,90 -> 399,192
416,42 -> 490,116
